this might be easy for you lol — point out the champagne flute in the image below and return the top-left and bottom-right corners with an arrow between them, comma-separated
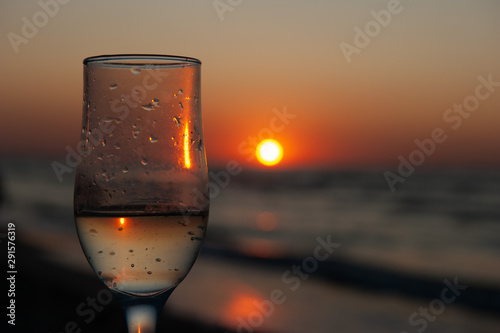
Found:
74,55 -> 209,333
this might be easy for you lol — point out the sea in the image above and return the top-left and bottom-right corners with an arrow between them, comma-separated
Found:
1,157 -> 499,333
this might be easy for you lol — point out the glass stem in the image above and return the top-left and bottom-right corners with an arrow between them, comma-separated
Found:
113,289 -> 174,333
125,304 -> 158,333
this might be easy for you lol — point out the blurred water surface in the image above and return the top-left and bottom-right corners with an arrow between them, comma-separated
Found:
1,157 -> 499,333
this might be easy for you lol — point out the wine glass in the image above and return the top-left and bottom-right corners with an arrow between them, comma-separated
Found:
74,55 -> 209,333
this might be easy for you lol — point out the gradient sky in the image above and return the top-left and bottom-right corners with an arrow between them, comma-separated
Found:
1,0 -> 499,170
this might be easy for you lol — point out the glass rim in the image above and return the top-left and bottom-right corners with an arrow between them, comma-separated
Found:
83,54 -> 201,66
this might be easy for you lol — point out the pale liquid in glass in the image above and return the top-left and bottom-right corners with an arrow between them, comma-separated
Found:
76,213 -> 207,296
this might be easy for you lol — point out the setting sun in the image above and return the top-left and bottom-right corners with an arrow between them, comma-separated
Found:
256,139 -> 283,166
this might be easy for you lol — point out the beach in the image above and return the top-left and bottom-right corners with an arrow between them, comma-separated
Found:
2,157 -> 500,332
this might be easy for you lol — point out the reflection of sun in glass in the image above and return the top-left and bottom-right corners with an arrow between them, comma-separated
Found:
184,122 -> 191,169
256,139 -> 283,166
120,218 -> 125,225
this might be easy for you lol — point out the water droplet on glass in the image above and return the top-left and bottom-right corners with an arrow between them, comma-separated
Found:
155,258 -> 161,262
173,116 -> 181,127
179,102 -> 183,110
101,139 -> 106,147
141,103 -> 154,111
178,89 -> 183,95
114,142 -> 120,149
174,268 -> 179,271
97,250 -> 103,254
109,83 -> 118,90
198,139 -> 203,151
118,227 -> 123,231
147,271 -> 152,275
141,159 -> 148,166
131,68 -> 141,75
102,173 -> 110,182
152,98 -> 160,106
89,228 -> 98,235
132,129 -> 141,138
149,135 -> 158,143
129,249 -> 134,253
188,231 -> 195,235
98,271 -> 102,275
131,264 -> 135,267
109,251 -> 115,255
122,167 -> 128,173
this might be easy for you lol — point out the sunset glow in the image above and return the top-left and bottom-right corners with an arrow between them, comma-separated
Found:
184,122 -> 191,169
223,291 -> 264,326
1,1 -> 499,169
256,140 -> 283,166
256,212 -> 277,231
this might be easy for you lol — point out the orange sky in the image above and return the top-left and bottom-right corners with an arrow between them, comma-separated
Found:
1,0 -> 499,170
